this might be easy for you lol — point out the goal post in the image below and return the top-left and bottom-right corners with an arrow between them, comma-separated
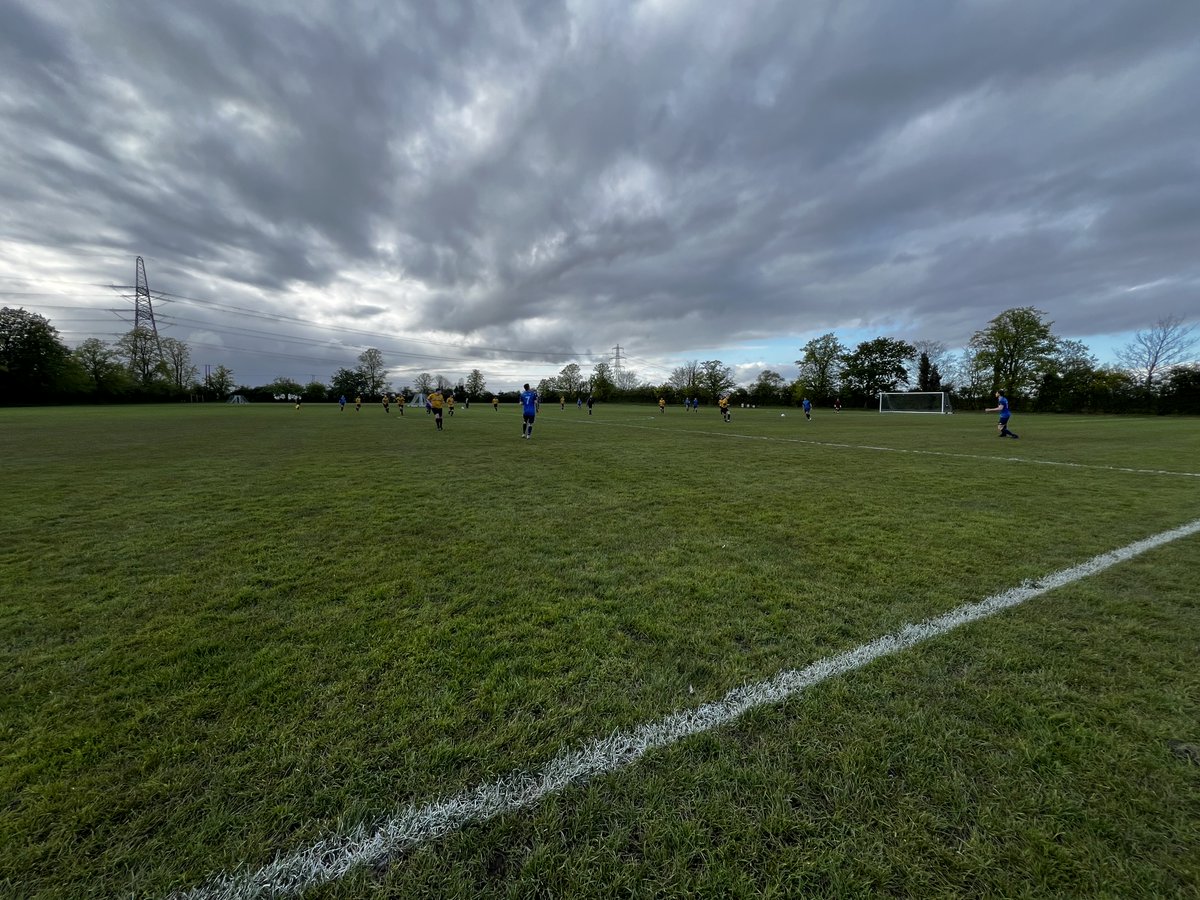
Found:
878,391 -> 953,414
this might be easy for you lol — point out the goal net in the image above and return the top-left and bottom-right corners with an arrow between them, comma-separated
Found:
878,391 -> 952,414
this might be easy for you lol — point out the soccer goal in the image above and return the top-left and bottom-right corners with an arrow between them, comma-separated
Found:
878,391 -> 953,414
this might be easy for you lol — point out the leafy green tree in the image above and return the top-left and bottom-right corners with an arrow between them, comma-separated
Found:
1037,340 -> 1098,412
73,337 -> 131,398
795,333 -> 846,403
1160,364 -> 1200,414
697,359 -> 735,402
590,361 -> 616,401
557,363 -> 585,396
265,377 -> 303,399
302,381 -> 327,402
916,353 -> 943,391
840,337 -> 916,402
969,307 -> 1058,398
749,369 -> 787,405
0,307 -> 75,402
465,369 -> 487,399
208,365 -> 236,399
330,367 -> 368,398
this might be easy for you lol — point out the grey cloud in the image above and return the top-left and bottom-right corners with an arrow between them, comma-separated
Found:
2,0 -> 1199,388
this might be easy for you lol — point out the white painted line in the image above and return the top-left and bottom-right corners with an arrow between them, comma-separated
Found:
174,517 -> 1200,899
596,420 -> 1200,478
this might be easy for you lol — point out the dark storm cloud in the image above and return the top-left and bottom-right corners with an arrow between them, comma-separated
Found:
2,0 -> 1199,386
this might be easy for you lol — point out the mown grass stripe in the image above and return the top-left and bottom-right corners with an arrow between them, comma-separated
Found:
174,517 -> 1200,900
594,420 -> 1200,478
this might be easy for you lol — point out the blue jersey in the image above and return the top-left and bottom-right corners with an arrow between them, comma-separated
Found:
520,389 -> 538,415
998,396 -> 1010,417
802,399 -> 811,412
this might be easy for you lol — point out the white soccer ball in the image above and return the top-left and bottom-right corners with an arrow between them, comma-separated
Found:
780,413 -> 786,417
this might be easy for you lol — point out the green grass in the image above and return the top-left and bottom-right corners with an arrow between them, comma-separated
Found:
1,403 -> 1197,898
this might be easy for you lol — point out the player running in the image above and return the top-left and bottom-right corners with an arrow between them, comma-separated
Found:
985,390 -> 1019,439
429,389 -> 445,431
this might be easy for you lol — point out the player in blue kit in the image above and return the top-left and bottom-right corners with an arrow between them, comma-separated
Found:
802,397 -> 812,420
985,390 -> 1019,438
520,383 -> 539,439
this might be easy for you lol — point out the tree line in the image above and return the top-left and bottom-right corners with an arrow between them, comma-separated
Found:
2,305 -> 1196,413
783,307 -> 1197,414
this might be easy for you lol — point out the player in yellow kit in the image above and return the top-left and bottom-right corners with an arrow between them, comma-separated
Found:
429,390 -> 445,430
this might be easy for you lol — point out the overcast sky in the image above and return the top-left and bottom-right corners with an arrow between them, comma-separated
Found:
2,0 -> 1198,391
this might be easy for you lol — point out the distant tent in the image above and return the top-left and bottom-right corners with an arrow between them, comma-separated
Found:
227,394 -> 250,404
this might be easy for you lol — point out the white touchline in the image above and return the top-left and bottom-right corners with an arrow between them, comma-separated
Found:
174,517 -> 1200,900
590,420 -> 1200,478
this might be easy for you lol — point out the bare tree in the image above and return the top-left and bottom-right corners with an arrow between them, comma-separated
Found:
615,368 -> 642,391
1117,314 -> 1199,389
116,327 -> 166,385
160,337 -> 198,390
356,348 -> 388,397
668,359 -> 700,394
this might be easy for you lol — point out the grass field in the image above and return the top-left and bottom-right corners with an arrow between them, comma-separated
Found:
1,402 -> 1198,898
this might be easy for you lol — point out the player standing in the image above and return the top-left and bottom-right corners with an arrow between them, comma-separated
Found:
719,395 -> 731,422
802,397 -> 812,420
520,383 -> 539,439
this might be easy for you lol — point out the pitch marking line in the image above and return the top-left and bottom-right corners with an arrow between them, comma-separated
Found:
175,517 -> 1200,899
589,420 -> 1200,479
